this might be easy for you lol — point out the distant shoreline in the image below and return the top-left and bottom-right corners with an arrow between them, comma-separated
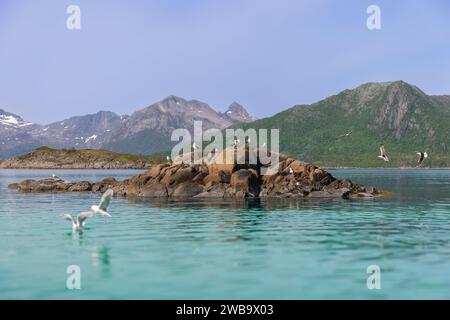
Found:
324,167 -> 450,170
0,147 -> 164,170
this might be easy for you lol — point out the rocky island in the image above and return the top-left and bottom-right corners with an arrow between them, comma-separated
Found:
0,147 -> 164,169
8,148 -> 383,199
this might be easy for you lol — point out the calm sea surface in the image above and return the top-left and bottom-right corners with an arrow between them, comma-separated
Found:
0,169 -> 449,299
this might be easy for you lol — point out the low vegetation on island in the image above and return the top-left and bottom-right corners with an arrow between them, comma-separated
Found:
0,147 -> 165,169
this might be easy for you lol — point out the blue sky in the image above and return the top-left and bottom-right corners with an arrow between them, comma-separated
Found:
0,0 -> 449,123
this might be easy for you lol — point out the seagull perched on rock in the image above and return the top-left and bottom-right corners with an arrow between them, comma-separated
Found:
52,174 -> 61,180
378,144 -> 389,162
289,168 -> 294,174
62,189 -> 113,232
166,155 -> 171,163
416,151 -> 428,166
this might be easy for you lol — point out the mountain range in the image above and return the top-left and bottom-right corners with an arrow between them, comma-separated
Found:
1,81 -> 449,167
0,97 -> 255,158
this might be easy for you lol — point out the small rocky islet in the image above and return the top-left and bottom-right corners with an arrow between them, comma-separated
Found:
8,148 -> 383,199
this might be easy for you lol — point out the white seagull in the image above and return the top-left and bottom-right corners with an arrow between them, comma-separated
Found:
289,168 -> 294,174
192,142 -> 198,150
62,189 -> 113,232
378,144 -> 389,162
416,151 -> 428,166
336,131 -> 352,139
166,155 -> 171,163
52,174 -> 61,180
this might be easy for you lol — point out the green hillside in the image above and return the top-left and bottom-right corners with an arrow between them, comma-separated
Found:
234,81 -> 450,167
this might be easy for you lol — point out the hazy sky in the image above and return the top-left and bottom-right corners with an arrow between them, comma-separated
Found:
0,0 -> 449,123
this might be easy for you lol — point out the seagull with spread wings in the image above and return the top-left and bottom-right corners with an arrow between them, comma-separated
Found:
62,189 -> 113,232
416,151 -> 428,166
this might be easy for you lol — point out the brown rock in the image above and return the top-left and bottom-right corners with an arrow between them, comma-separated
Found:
195,183 -> 233,198
204,170 -> 231,188
172,182 -> 204,197
230,169 -> 259,197
288,160 -> 308,174
68,181 -> 92,192
340,179 -> 353,188
309,188 -> 350,199
165,167 -> 197,186
145,164 -> 169,178
140,183 -> 168,197
207,163 -> 235,174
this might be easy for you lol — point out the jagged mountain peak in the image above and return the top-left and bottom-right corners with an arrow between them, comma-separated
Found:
223,101 -> 255,123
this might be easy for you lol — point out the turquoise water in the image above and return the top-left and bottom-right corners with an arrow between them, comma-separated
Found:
0,169 -> 450,299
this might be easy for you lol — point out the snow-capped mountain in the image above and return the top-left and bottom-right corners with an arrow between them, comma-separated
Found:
28,111 -> 125,149
0,98 -> 254,158
0,109 -> 33,128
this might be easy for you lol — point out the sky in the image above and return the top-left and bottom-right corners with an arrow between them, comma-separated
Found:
0,0 -> 449,124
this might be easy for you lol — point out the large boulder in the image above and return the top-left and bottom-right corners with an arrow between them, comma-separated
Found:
140,183 -> 168,198
194,183 -> 233,198
230,169 -> 259,197
203,170 -> 231,188
163,166 -> 198,186
92,177 -> 118,193
145,164 -> 169,178
68,181 -> 92,192
171,182 -> 204,197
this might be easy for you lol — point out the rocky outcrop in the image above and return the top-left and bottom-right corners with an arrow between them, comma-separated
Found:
8,149 -> 383,199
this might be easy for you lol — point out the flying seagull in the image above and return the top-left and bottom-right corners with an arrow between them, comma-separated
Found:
416,151 -> 428,166
336,131 -> 353,139
62,189 -> 113,232
378,144 -> 389,162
